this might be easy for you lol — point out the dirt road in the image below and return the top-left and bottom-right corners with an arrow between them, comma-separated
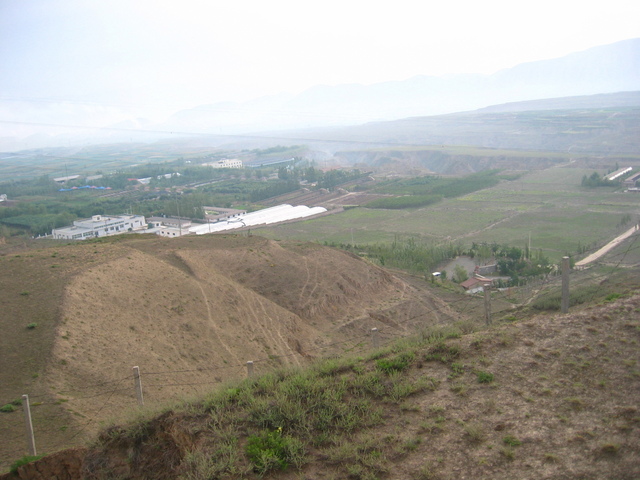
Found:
575,225 -> 639,267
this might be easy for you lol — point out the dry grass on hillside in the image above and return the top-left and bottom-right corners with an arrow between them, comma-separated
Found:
0,234 -> 457,472
9,291 -> 638,480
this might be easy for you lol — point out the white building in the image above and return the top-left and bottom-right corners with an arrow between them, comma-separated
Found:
204,159 -> 243,169
51,214 -> 147,240
155,226 -> 190,238
604,167 -> 632,181
189,204 -> 327,235
146,216 -> 192,238
53,175 -> 80,184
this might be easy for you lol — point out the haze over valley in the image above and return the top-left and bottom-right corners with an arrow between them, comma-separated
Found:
2,38 -> 639,151
1,2 -> 640,478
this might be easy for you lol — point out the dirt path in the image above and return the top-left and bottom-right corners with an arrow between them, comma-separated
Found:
575,225 -> 639,267
452,209 -> 520,241
195,280 -> 240,364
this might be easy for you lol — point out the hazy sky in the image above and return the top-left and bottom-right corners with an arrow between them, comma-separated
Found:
1,0 -> 639,117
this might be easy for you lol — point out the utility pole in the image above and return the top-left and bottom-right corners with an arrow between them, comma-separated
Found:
561,256 -> 570,313
175,196 -> 182,236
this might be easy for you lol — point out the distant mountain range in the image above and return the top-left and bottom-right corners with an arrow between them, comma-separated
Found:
158,38 -> 640,136
274,91 -> 640,155
1,38 -> 638,151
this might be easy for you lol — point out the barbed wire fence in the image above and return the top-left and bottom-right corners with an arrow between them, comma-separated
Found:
3,235 -> 639,462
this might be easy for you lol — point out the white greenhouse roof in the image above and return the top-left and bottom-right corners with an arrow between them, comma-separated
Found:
189,204 -> 326,235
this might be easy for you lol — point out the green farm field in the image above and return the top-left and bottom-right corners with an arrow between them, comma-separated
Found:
257,165 -> 640,261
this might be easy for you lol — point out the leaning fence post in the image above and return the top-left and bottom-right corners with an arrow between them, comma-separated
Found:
22,394 -> 36,456
246,361 -> 254,377
133,366 -> 144,406
371,328 -> 380,349
483,285 -> 492,325
561,256 -> 570,314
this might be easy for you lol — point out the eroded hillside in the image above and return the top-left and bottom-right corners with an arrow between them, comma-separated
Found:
0,234 -> 456,470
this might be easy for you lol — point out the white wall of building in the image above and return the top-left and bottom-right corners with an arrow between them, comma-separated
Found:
51,214 -> 147,240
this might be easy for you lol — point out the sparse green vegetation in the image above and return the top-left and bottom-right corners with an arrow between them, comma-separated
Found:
476,371 -> 494,383
605,293 -> 623,302
532,284 -> 613,311
500,446 -> 516,460
245,427 -> 304,474
424,342 -> 460,363
463,423 -> 485,443
503,435 -> 522,447
9,455 -> 45,474
376,352 -> 414,374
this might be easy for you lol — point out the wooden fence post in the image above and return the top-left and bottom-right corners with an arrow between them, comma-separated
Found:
133,366 -> 144,406
561,256 -> 570,313
22,394 -> 36,456
371,328 -> 380,349
483,285 -> 492,325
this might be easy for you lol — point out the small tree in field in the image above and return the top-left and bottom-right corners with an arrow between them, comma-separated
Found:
453,265 -> 469,283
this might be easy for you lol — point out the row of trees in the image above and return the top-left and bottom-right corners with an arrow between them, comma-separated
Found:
331,237 -> 555,288
581,172 -> 616,187
335,236 -> 464,275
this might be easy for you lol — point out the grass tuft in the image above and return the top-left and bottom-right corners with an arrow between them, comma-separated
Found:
600,443 -> 620,455
376,352 -> 414,375
503,435 -> 522,447
476,371 -> 494,383
245,427 -> 305,475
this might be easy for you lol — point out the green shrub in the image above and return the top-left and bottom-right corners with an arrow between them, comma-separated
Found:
0,404 -> 17,413
26,323 -> 38,329
476,371 -> 494,383
376,352 -> 414,375
245,427 -> 304,475
424,342 -> 460,363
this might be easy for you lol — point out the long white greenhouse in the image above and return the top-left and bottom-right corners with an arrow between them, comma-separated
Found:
189,204 -> 327,235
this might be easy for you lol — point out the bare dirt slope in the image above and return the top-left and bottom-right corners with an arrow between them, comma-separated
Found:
0,234 -> 456,471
